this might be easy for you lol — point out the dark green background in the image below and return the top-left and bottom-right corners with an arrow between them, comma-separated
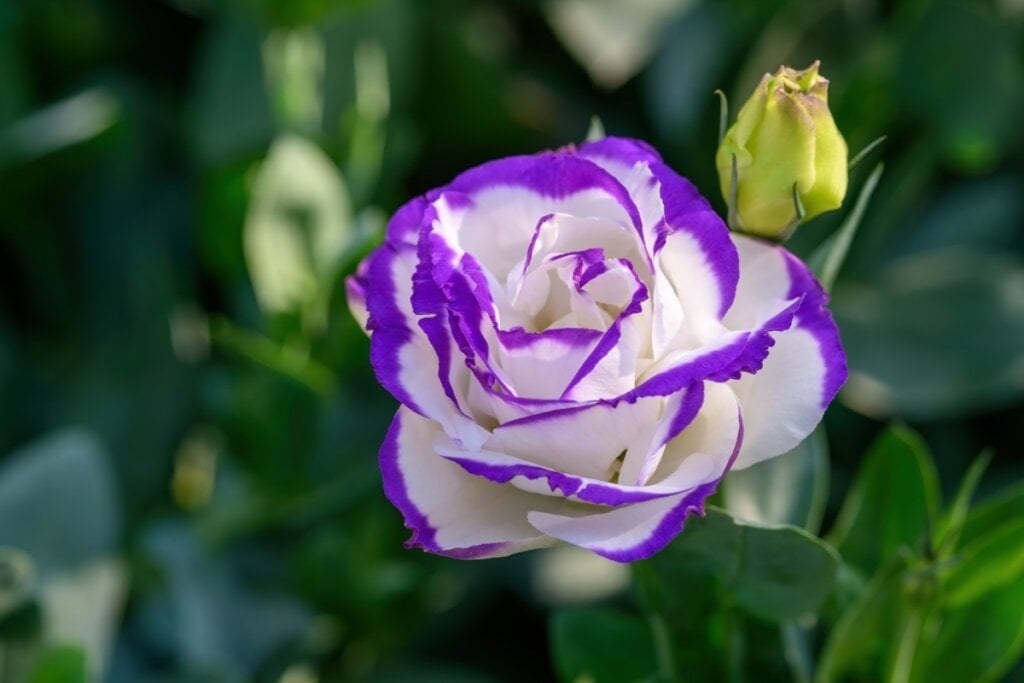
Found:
0,0 -> 1022,680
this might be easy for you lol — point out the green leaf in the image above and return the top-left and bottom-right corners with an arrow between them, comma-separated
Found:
910,578 -> 1024,683
827,425 -> 940,577
940,518 -> 1024,608
29,645 -> 87,683
647,507 -> 839,622
0,430 -> 119,576
244,133 -> 354,319
721,425 -> 830,533
549,606 -> 657,683
934,450 -> 992,558
957,478 -> 1024,549
833,249 -> 1024,419
189,21 -> 274,165
814,561 -> 905,683
809,162 -> 883,293
898,1 -> 1024,173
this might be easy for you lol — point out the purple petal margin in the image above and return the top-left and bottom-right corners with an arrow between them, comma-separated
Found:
782,250 -> 848,408
379,410 -> 510,560
650,161 -> 739,319
441,453 -> 682,506
578,137 -> 663,168
595,409 -> 745,563
365,245 -> 422,414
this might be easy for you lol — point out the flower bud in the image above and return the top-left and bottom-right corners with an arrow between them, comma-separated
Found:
716,61 -> 848,239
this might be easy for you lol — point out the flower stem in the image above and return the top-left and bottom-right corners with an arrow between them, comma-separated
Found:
648,611 -> 677,683
724,603 -> 746,683
632,562 -> 678,682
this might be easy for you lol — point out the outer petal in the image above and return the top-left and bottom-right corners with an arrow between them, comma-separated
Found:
525,383 -> 743,562
381,407 -> 561,558
365,244 -> 488,450
437,384 -> 708,505
651,162 -> 739,321
724,235 -> 847,469
345,259 -> 370,333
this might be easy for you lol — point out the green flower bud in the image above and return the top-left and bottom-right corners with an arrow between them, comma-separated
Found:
716,61 -> 848,239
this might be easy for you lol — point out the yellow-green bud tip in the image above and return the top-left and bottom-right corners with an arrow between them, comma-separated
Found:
716,61 -> 849,240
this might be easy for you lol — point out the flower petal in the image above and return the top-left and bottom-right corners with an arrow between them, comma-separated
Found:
366,244 -> 489,449
431,153 -> 647,278
525,383 -> 743,562
725,235 -> 847,469
490,397 -> 662,480
652,162 -> 739,321
381,407 -> 560,559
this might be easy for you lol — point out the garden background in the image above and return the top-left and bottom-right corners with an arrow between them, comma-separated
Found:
1,0 -> 1023,681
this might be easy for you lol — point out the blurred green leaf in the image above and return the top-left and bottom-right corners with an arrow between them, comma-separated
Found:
722,425 -> 830,533
646,507 -> 839,622
809,162 -> 883,293
0,10 -> 28,128
27,647 -> 86,683
28,644 -> 87,683
136,521 -> 312,678
887,175 -> 1024,259
940,518 -> 1024,608
934,450 -> 992,558
0,430 -> 119,576
827,425 -> 940,577
643,2 -> 735,146
814,561 -> 904,683
244,133 -> 353,320
190,21 -> 274,165
910,578 -> 1024,683
958,479 -> 1024,549
834,250 -> 1024,419
0,88 -> 120,168
898,1 -> 1024,173
550,606 -> 656,683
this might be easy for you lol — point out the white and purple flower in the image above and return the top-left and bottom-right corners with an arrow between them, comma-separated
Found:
347,137 -> 846,562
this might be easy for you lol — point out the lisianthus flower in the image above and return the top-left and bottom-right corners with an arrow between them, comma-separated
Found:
348,137 -> 846,562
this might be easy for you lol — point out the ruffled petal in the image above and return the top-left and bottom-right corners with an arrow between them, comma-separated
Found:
525,382 -> 742,562
724,235 -> 847,469
365,244 -> 489,449
431,153 -> 647,279
381,407 -> 561,559
489,397 -> 662,480
652,162 -> 739,322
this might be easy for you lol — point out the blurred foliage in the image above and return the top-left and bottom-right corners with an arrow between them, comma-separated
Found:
0,0 -> 1022,681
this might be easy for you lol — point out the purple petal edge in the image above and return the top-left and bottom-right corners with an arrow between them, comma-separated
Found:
442,454 -> 683,506
379,410 -> 511,560
782,251 -> 848,408
595,410 -> 745,563
651,161 -> 739,319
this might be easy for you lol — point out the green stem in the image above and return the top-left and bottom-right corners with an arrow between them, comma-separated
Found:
724,603 -> 746,683
209,315 -> 335,395
648,611 -> 676,683
632,563 -> 678,682
889,608 -> 924,683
